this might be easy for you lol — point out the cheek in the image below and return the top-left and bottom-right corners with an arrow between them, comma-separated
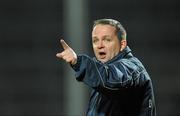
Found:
92,45 -> 96,51
92,46 -> 98,54
107,43 -> 119,55
106,44 -> 115,52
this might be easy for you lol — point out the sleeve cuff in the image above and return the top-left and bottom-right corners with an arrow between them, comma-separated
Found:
71,55 -> 81,72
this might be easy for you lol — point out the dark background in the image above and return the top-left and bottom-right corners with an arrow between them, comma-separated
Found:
0,0 -> 180,115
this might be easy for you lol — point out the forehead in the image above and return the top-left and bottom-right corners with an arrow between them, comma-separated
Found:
92,24 -> 116,36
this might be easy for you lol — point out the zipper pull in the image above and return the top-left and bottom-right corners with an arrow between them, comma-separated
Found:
149,99 -> 152,108
104,65 -> 109,76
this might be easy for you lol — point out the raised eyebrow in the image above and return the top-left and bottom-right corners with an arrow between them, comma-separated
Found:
103,35 -> 112,39
92,36 -> 98,40
104,35 -> 111,38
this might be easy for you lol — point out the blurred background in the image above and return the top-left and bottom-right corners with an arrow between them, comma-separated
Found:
0,0 -> 180,115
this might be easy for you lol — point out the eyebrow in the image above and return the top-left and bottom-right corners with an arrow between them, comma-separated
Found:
92,35 -> 112,39
92,36 -> 98,39
103,35 -> 111,38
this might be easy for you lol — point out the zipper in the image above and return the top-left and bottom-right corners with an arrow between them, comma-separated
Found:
104,65 -> 109,76
149,99 -> 153,116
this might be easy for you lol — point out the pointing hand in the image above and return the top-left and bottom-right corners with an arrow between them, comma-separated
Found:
56,39 -> 77,65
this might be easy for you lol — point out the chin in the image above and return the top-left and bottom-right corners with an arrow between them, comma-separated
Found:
100,59 -> 107,63
97,57 -> 108,63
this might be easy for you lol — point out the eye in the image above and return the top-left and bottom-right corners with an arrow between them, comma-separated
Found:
104,37 -> 111,42
92,38 -> 98,44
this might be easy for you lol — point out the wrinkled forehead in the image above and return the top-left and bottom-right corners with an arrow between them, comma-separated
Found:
92,24 -> 117,36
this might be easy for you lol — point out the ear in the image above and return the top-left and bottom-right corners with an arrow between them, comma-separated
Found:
120,40 -> 127,51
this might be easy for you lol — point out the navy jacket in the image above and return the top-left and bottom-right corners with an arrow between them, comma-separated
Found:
72,46 -> 156,116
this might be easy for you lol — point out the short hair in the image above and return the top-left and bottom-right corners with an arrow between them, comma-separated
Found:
93,19 -> 126,40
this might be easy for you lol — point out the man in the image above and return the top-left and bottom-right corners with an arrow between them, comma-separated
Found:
56,19 -> 156,116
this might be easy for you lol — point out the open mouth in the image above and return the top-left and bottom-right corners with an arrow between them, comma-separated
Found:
99,52 -> 106,58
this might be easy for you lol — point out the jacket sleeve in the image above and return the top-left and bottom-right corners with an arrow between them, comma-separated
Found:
71,54 -> 146,92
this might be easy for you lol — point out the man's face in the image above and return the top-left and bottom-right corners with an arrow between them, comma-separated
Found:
92,24 -> 121,63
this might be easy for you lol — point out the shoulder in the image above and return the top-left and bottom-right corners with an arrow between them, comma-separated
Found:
118,56 -> 146,74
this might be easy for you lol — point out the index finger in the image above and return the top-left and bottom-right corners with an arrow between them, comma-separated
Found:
60,39 -> 69,50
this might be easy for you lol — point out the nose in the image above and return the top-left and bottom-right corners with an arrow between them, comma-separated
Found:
97,41 -> 105,49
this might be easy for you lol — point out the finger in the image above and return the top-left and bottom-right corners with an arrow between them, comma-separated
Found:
56,51 -> 66,58
56,53 -> 63,58
56,51 -> 69,59
64,56 -> 74,64
60,39 -> 69,50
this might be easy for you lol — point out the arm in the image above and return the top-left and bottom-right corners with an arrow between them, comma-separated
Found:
56,40 -> 144,93
72,55 -> 145,92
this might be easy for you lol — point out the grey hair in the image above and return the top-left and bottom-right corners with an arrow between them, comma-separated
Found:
93,19 -> 126,40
